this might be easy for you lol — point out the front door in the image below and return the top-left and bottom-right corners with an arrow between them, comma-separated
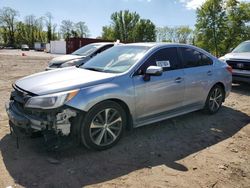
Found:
132,47 -> 185,124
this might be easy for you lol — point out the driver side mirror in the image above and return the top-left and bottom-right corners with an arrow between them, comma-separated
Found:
146,66 -> 163,76
143,66 -> 163,81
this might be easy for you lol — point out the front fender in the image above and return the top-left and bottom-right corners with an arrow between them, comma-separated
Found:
65,80 -> 135,116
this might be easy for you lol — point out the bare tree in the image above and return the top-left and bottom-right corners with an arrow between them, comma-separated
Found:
60,20 -> 74,39
24,14 -> 36,45
45,12 -> 53,42
75,21 -> 89,38
0,7 -> 19,46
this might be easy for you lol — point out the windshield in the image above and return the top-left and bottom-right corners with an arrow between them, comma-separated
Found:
232,42 -> 250,53
72,43 -> 104,56
81,45 -> 150,73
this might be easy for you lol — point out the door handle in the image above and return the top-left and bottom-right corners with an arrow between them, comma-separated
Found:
175,77 -> 183,83
207,70 -> 213,76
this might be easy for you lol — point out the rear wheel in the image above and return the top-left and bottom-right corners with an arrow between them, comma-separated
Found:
204,85 -> 224,114
79,101 -> 126,150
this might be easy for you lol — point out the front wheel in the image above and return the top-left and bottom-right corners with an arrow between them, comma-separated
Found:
79,101 -> 126,150
204,85 -> 224,114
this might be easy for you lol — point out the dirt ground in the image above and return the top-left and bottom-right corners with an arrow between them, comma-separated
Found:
0,51 -> 250,188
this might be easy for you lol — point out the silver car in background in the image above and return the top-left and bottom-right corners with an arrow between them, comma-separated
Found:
6,43 -> 232,150
220,40 -> 250,83
46,42 -> 114,70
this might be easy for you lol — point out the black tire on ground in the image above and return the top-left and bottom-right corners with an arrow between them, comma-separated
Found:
78,100 -> 127,150
204,84 -> 225,114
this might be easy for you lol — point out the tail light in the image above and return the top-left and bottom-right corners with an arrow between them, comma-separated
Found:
226,66 -> 233,74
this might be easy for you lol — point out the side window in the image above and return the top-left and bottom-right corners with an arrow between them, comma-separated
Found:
180,47 -> 212,68
137,47 -> 181,74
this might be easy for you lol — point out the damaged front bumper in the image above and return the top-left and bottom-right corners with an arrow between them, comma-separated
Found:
5,100 -> 77,136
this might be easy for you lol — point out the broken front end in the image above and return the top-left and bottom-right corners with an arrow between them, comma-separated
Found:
5,85 -> 79,139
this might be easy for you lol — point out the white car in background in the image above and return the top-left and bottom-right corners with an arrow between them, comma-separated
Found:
220,41 -> 250,83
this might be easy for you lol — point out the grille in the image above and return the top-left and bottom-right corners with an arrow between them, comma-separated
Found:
10,86 -> 48,119
226,60 -> 250,70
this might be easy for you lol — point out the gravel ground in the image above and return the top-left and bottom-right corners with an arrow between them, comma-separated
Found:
0,52 -> 250,188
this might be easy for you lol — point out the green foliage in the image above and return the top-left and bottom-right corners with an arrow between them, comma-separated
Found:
102,25 -> 115,40
0,7 -> 89,47
195,0 -> 250,56
0,7 -> 19,47
102,10 -> 156,42
134,19 -> 156,42
156,26 -> 193,44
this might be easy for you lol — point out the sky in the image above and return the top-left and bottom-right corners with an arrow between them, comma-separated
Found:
0,0 -> 249,37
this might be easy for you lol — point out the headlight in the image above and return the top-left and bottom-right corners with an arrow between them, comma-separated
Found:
219,56 -> 226,62
60,59 -> 82,68
25,89 -> 79,109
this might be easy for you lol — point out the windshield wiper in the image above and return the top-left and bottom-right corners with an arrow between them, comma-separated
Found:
83,67 -> 103,72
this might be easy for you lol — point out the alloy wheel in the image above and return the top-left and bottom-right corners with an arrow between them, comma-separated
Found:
209,88 -> 223,112
89,108 -> 122,146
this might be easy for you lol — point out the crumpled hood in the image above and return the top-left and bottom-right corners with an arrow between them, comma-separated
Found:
224,52 -> 250,60
15,67 -> 117,95
49,54 -> 85,65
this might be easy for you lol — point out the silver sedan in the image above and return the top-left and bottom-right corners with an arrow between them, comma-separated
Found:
6,43 -> 232,150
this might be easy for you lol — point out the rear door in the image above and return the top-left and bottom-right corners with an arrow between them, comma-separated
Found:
133,47 -> 185,123
179,47 -> 213,107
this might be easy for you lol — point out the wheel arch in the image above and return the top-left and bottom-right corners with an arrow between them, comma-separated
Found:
211,82 -> 226,101
103,98 -> 133,131
80,98 -> 134,131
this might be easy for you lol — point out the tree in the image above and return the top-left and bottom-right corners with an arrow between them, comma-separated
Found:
224,0 -> 250,51
156,26 -> 193,43
45,12 -> 53,42
75,21 -> 89,38
176,26 -> 193,43
102,25 -> 115,40
111,10 -> 140,42
195,0 -> 226,56
0,7 -> 19,47
102,10 -> 156,42
134,19 -> 156,42
195,0 -> 250,56
60,20 -> 74,39
24,14 -> 36,46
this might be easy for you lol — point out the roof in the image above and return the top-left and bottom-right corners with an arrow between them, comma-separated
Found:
124,42 -> 193,48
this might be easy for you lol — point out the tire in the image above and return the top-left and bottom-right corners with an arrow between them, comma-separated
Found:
79,100 -> 126,150
204,85 -> 225,114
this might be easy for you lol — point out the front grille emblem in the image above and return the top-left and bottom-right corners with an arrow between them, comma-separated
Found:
237,63 -> 244,68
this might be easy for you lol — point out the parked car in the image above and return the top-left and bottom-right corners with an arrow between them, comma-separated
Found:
219,40 -> 250,83
46,42 -> 115,70
21,44 -> 29,51
6,43 -> 232,150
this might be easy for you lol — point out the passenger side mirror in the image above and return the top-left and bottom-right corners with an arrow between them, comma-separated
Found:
143,66 -> 163,81
146,66 -> 163,76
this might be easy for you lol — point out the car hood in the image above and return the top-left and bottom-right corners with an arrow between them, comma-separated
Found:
49,54 -> 85,65
15,67 -> 117,95
224,52 -> 250,60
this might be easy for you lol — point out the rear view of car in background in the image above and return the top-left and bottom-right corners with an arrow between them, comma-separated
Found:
46,42 -> 115,70
220,40 -> 250,83
21,44 -> 29,51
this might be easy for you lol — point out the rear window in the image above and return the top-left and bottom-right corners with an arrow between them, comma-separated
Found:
180,47 -> 212,68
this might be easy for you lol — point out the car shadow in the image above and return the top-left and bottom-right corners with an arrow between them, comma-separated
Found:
0,106 -> 249,187
232,83 -> 250,96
